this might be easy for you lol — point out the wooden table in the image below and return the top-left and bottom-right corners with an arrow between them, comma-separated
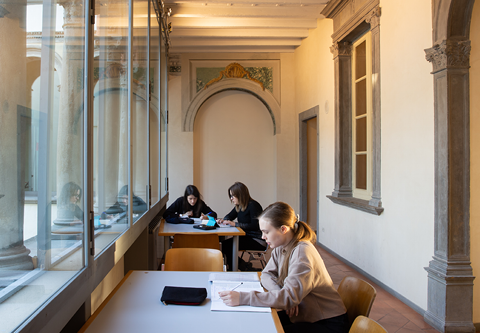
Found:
79,271 -> 283,333
158,219 -> 246,271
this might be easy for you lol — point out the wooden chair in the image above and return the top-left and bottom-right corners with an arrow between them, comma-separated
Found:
337,276 -> 377,327
172,234 -> 220,250
163,248 -> 224,271
349,316 -> 387,333
239,248 -> 268,270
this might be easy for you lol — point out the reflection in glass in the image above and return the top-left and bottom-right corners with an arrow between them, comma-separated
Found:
93,0 -> 130,253
132,0 -> 149,220
160,36 -> 168,198
0,1 -> 85,330
150,0 -> 160,204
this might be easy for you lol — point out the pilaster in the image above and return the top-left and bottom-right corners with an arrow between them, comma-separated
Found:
424,38 -> 475,333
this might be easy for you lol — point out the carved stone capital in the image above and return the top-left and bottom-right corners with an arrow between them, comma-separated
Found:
59,0 -> 85,27
425,39 -> 471,73
365,5 -> 381,29
330,42 -> 352,58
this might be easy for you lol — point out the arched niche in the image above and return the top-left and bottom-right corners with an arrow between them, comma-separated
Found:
183,78 -> 280,135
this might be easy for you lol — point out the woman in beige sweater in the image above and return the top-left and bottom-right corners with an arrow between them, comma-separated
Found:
219,202 -> 348,333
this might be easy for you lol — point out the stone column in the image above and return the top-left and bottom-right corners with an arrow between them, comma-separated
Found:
424,39 -> 475,333
56,1 -> 85,197
0,1 -> 34,271
330,41 -> 352,198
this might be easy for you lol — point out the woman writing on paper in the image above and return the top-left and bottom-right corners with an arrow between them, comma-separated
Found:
163,185 -> 217,222
218,182 -> 266,271
218,202 -> 348,333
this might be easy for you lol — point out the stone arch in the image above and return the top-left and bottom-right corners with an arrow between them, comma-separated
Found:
183,78 -> 280,135
425,1 -> 476,332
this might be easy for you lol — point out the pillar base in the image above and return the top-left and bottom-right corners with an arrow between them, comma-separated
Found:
0,245 -> 34,271
424,257 -> 475,333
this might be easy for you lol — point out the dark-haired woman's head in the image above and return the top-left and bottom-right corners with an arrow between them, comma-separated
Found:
228,182 -> 252,212
183,185 -> 202,216
59,182 -> 82,206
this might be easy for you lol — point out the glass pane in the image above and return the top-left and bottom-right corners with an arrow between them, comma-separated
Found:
93,0 -> 130,253
1,2 -> 85,330
355,79 -> 366,116
356,117 -> 367,152
356,154 -> 367,190
355,40 -> 366,80
131,0 -> 149,222
150,0 -> 160,205
160,31 -> 167,198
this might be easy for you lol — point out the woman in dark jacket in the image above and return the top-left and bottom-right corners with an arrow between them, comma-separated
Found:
219,182 -> 267,270
55,182 -> 84,225
105,185 -> 147,223
163,185 -> 217,222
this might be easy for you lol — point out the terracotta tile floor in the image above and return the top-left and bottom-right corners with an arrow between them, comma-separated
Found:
248,244 -> 440,333
317,245 -> 440,333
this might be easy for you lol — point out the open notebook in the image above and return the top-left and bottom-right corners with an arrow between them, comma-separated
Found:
209,273 -> 271,312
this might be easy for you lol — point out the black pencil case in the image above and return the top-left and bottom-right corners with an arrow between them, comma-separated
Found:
160,286 -> 207,306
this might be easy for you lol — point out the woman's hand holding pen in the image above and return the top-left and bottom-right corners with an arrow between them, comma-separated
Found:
218,291 -> 240,306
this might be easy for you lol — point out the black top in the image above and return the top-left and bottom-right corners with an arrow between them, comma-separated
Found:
224,199 -> 263,239
163,196 -> 217,220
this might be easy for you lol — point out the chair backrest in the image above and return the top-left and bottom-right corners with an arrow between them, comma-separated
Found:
164,248 -> 224,271
172,234 -> 220,250
349,316 -> 386,333
337,276 -> 377,327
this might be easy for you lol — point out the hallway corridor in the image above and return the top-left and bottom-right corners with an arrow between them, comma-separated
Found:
317,246 -> 439,333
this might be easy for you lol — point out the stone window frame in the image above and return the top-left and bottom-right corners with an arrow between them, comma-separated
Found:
322,0 -> 383,215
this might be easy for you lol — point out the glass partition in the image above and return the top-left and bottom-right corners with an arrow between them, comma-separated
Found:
160,30 -> 168,198
149,0 -> 160,205
131,0 -> 149,221
0,0 -> 168,330
92,0 -> 130,253
0,1 -> 86,331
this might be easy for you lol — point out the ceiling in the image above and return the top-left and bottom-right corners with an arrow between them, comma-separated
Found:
164,0 -> 329,53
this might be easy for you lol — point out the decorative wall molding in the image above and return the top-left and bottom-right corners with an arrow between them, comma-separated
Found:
425,39 -> 471,73
183,78 -> 279,134
203,62 -> 265,91
365,5 -> 381,28
330,42 -> 352,58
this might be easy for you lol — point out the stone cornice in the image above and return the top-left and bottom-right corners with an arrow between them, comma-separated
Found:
330,41 -> 352,58
321,0 -> 350,18
425,39 -> 471,73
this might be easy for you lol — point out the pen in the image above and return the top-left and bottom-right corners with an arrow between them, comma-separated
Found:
230,282 -> 243,291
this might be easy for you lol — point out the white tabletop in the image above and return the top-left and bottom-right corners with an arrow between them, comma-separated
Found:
158,219 -> 245,236
81,271 -> 282,333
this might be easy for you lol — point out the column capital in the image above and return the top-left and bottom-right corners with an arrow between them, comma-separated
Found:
425,39 -> 471,73
330,41 -> 352,58
365,5 -> 381,29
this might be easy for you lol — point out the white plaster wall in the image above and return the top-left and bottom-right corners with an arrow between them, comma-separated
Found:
469,0 -> 480,322
193,90 -> 275,215
294,0 -> 434,310
168,53 -> 298,210
167,74 -> 194,203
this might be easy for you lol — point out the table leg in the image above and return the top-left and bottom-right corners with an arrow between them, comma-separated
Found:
232,235 -> 239,271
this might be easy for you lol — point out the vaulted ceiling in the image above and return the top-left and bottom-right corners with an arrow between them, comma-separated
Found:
164,0 -> 329,53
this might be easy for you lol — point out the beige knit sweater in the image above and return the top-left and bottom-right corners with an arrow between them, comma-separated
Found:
238,241 -> 346,323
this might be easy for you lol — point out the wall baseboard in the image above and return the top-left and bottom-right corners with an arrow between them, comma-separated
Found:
316,242 -> 426,317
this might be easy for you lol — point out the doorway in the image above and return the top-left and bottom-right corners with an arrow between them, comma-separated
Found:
299,106 -> 319,233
